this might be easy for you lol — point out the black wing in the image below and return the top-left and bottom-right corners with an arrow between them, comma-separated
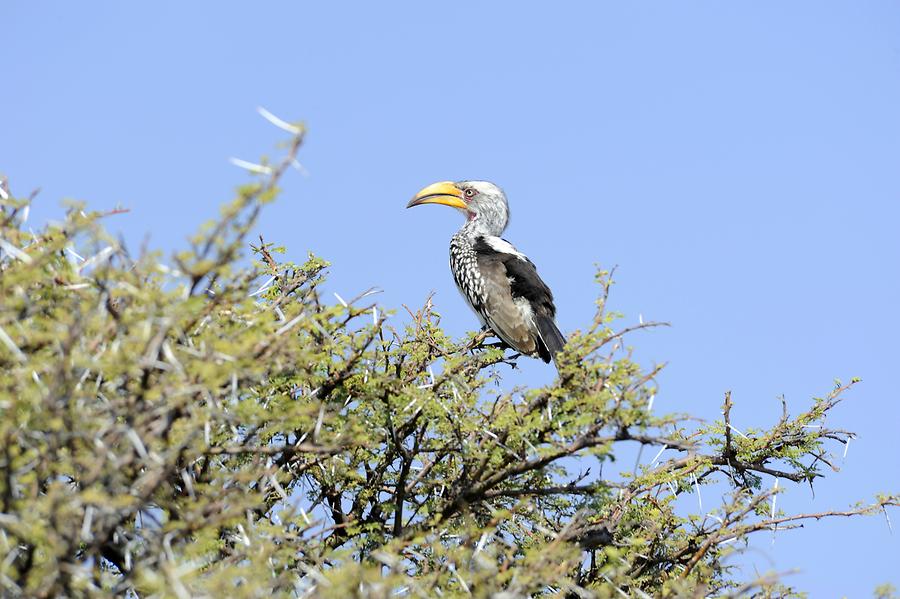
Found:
473,237 -> 565,363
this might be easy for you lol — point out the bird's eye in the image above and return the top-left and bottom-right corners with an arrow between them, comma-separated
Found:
464,188 -> 476,199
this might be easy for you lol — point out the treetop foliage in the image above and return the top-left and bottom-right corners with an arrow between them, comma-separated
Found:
0,126 -> 896,598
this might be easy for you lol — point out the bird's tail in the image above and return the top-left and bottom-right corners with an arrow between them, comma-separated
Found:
536,315 -> 566,367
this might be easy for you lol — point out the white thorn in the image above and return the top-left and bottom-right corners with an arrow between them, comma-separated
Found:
474,533 -> 488,554
727,423 -> 750,439
692,474 -> 702,511
771,479 -> 779,545
31,371 -> 46,391
0,238 -> 33,264
771,479 -> 779,519
80,506 -> 95,541
601,575 -> 628,598
275,313 -> 305,336
0,325 -> 25,362
181,469 -> 195,499
447,564 -> 470,595
291,158 -> 310,176
314,404 -> 325,441
236,523 -> 251,547
229,157 -> 273,175
126,429 -> 148,459
250,274 -> 277,297
65,247 -> 85,262
333,292 -> 348,307
257,106 -> 303,134
78,246 -> 115,273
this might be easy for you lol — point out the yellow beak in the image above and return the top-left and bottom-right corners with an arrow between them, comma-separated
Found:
407,181 -> 468,210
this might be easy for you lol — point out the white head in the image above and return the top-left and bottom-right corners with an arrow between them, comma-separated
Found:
407,180 -> 509,236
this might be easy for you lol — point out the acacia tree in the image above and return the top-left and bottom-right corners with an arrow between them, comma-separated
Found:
0,126 -> 896,598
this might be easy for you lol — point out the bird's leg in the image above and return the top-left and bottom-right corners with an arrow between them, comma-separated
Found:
462,330 -> 520,369
479,339 -> 520,370
496,352 -> 521,370
463,329 -> 493,352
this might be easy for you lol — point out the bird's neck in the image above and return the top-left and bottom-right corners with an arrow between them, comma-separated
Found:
460,212 -> 506,238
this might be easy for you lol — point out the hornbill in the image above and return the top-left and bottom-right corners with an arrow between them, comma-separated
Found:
407,180 -> 566,366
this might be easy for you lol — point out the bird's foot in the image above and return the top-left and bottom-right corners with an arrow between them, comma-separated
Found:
495,352 -> 521,369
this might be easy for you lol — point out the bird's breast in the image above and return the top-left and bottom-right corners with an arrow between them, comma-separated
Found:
449,240 -> 484,306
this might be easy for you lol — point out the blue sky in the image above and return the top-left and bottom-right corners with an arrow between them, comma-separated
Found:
4,2 -> 899,594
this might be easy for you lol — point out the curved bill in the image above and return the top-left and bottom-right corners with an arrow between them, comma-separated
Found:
407,181 -> 467,209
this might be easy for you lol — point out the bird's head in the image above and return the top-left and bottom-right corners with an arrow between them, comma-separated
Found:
407,180 -> 509,236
